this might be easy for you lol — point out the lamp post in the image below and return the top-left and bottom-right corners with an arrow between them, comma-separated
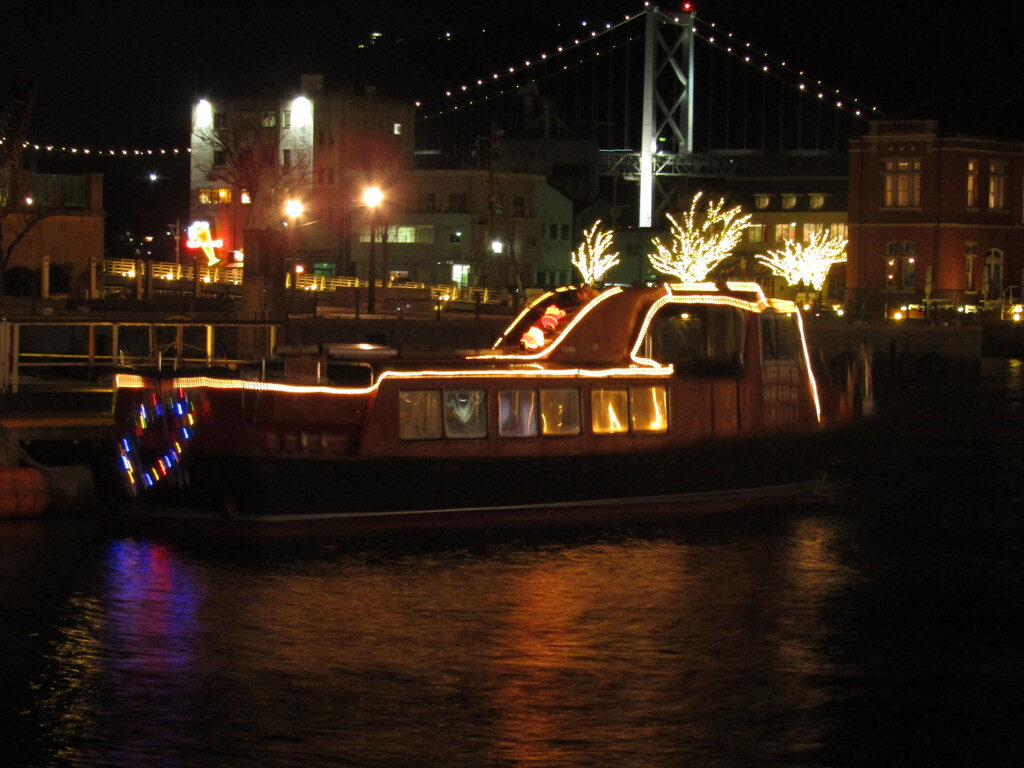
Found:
284,199 -> 304,291
362,186 -> 384,314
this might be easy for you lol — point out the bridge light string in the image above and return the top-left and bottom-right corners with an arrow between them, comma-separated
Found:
694,19 -> 884,119
417,10 -> 646,121
418,10 -> 883,123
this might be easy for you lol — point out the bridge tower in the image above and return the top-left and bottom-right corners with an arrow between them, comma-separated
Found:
639,4 -> 695,227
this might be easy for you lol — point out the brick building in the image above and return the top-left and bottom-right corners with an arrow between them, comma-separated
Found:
846,119 -> 1024,318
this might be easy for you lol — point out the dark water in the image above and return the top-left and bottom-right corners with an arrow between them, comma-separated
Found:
3,361 -> 1023,767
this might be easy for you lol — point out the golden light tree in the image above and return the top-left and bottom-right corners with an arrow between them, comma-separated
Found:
571,221 -> 620,284
649,192 -> 752,283
756,230 -> 848,291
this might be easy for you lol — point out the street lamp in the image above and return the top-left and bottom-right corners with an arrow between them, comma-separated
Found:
284,199 -> 304,289
362,186 -> 384,314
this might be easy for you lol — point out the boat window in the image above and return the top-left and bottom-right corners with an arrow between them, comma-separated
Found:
591,389 -> 629,434
399,390 -> 442,440
443,389 -> 487,439
630,386 -> 669,432
761,310 -> 800,361
540,389 -> 581,435
645,304 -> 743,375
499,390 -> 539,437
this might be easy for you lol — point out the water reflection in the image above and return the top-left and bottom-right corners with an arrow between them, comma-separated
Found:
29,514 -> 860,767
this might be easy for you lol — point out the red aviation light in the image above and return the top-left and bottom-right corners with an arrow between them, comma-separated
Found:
681,2 -> 695,13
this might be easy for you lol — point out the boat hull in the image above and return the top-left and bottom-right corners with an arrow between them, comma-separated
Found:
99,426 -> 837,523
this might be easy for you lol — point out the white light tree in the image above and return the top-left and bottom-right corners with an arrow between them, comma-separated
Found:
571,220 -> 619,284
649,192 -> 751,283
756,230 -> 848,292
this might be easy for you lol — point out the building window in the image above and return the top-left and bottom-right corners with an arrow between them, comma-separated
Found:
561,224 -> 570,240
774,223 -> 796,242
781,194 -> 798,210
282,110 -> 291,129
808,193 -> 826,210
966,159 -> 979,208
988,161 -> 1007,210
803,222 -> 826,242
212,150 -> 226,167
754,194 -> 771,210
747,224 -> 765,243
549,223 -> 558,240
513,196 -> 526,216
449,231 -> 462,244
885,241 -> 917,290
282,149 -> 291,169
965,242 -> 977,291
240,191 -> 251,204
830,222 -> 848,240
197,188 -> 232,205
883,160 -> 921,207
393,122 -> 403,135
214,112 -> 229,130
261,110 -> 277,128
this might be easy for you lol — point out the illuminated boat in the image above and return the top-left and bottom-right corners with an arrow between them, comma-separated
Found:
104,282 -> 868,523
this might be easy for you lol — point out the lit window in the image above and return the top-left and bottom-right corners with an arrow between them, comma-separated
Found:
591,389 -> 629,434
444,390 -> 487,439
197,188 -> 231,205
884,241 -> 917,290
754,194 -> 770,210
499,390 -> 538,437
809,193 -> 826,210
803,222 -> 826,242
781,194 -> 798,210
966,159 -> 979,208
988,161 -> 1007,210
883,160 -> 921,207
774,222 -> 796,242
399,390 -> 442,440
540,389 -> 580,435
393,122 -> 403,135
747,224 -> 765,243
831,222 -> 848,240
630,386 -> 668,432
241,192 -> 252,204
261,110 -> 277,128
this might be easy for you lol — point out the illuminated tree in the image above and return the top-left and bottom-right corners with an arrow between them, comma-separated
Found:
571,221 -> 619,284
649,192 -> 751,283
756,230 -> 848,291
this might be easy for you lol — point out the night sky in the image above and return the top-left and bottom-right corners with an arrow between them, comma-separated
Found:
3,1 -> 1018,233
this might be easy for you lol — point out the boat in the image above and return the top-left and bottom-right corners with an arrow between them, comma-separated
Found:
101,282 -> 870,523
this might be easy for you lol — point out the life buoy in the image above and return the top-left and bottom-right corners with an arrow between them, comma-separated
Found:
117,387 -> 201,496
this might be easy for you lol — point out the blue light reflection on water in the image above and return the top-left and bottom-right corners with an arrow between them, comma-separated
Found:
3,361 -> 1023,767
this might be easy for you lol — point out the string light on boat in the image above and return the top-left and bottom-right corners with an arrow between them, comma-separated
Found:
118,388 -> 201,496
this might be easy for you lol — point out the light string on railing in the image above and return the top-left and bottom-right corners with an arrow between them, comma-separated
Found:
11,140 -> 190,158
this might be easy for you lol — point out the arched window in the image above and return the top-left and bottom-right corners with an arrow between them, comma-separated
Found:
884,241 -> 917,290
